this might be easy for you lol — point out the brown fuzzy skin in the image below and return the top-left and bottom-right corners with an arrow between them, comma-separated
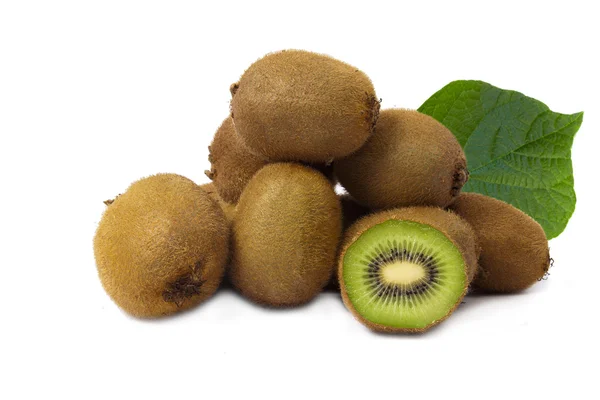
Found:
205,117 -> 337,203
339,207 -> 479,333
94,174 -> 230,318
334,109 -> 468,209
205,116 -> 269,204
200,182 -> 237,223
450,193 -> 550,293
230,163 -> 342,307
230,49 -> 380,163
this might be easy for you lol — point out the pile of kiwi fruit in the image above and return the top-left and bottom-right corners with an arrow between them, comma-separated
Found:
94,50 -> 551,333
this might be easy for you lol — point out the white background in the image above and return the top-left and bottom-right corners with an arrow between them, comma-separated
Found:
1,1 -> 598,399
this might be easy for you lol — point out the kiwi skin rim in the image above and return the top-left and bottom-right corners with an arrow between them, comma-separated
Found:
338,207 -> 480,334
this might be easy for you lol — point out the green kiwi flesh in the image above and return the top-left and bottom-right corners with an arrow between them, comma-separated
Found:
343,220 -> 467,331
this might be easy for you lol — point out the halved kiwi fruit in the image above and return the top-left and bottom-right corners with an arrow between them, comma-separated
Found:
339,207 -> 478,333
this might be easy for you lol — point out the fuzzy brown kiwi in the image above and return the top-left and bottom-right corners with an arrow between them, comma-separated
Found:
450,193 -> 550,293
339,207 -> 478,333
334,109 -> 468,209
206,117 -> 337,203
230,49 -> 380,163
230,163 -> 342,306
200,182 -> 236,223
205,116 -> 269,204
94,174 -> 229,318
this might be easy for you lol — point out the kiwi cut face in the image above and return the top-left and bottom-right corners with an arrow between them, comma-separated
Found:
343,220 -> 466,331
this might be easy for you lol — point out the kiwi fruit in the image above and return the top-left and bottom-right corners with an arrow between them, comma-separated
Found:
206,117 -> 337,203
339,207 -> 478,333
205,116 -> 269,204
334,109 -> 468,209
201,182 -> 236,223
450,193 -> 550,293
230,49 -> 380,163
230,163 -> 342,306
94,174 -> 230,318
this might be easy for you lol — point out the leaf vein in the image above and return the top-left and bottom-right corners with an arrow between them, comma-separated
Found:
470,115 -> 581,173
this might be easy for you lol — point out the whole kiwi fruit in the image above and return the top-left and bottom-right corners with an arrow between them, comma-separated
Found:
230,49 -> 380,163
94,174 -> 230,318
205,116 -> 269,204
230,163 -> 342,306
334,109 -> 468,209
450,192 -> 550,293
339,207 -> 478,333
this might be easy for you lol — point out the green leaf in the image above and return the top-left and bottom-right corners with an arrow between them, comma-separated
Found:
418,80 -> 583,239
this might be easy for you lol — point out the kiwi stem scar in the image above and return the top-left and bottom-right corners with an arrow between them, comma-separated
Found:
162,260 -> 206,307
